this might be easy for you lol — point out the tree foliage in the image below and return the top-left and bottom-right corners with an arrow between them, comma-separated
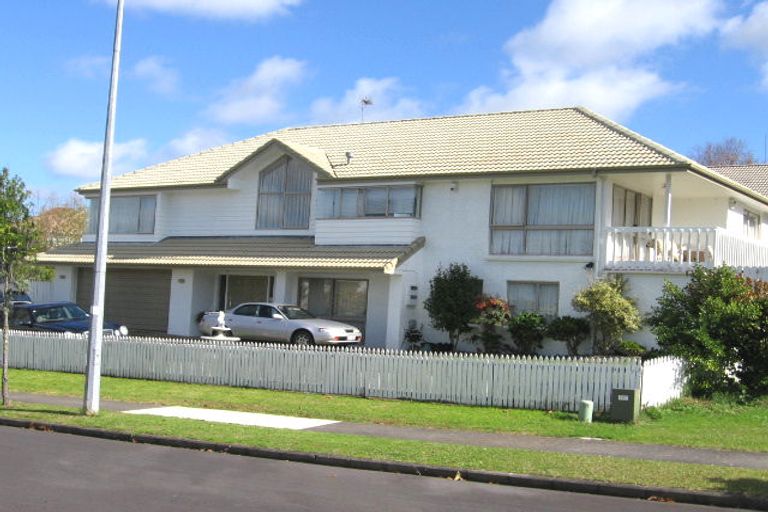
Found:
0,168 -> 46,405
35,194 -> 87,249
690,137 -> 755,166
648,266 -> 768,398
572,276 -> 641,355
423,263 -> 480,351
507,312 -> 547,355
547,316 -> 590,356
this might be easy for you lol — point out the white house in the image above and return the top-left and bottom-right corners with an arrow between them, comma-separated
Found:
37,107 -> 768,351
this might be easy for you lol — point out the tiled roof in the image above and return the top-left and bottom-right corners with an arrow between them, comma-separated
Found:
37,236 -> 425,274
78,107 -> 688,192
709,164 -> 768,198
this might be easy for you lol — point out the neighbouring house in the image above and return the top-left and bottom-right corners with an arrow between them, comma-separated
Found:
35,107 -> 768,350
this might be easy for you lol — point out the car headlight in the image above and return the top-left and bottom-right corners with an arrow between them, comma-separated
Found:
118,325 -> 129,336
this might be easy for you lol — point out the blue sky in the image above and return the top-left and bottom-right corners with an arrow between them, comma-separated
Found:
2,0 -> 768,201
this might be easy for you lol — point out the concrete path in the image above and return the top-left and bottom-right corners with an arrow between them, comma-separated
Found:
11,392 -> 768,470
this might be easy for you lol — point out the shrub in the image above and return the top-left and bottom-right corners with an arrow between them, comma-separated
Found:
508,312 -> 547,355
648,266 -> 768,398
473,295 -> 512,353
615,340 -> 647,357
572,276 -> 641,355
547,316 -> 590,356
403,324 -> 427,351
423,263 -> 481,351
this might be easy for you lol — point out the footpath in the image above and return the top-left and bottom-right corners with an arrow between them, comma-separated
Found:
5,392 -> 768,510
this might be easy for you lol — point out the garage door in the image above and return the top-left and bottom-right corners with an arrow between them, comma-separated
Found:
77,268 -> 172,335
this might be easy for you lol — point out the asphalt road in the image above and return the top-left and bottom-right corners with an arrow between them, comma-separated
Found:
0,426 -> 749,512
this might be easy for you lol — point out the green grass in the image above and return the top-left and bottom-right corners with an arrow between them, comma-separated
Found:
1,402 -> 767,498
8,369 -> 768,452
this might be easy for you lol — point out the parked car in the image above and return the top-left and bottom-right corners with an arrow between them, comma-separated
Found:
198,303 -> 363,345
0,291 -> 32,305
10,302 -> 129,337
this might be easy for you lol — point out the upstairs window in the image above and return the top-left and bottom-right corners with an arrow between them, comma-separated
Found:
491,183 -> 595,256
87,195 -> 156,234
317,185 -> 421,219
256,157 -> 313,229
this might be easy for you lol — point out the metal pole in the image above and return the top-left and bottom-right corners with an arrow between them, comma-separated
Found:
84,0 -> 125,415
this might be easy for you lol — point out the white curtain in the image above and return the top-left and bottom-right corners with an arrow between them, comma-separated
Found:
527,184 -> 594,225
507,282 -> 559,318
257,157 -> 312,228
364,188 -> 387,216
109,197 -> 139,233
138,196 -> 156,233
389,187 -> 417,216
492,186 -> 526,225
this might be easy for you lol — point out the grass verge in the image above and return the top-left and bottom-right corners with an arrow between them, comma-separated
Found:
9,369 -> 768,452
1,402 -> 767,498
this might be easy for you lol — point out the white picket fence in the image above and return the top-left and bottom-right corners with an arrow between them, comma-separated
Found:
7,331 -> 684,413
640,356 -> 686,407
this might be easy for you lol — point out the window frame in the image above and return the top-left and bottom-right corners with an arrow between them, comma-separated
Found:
317,185 -> 422,220
612,185 -> 653,227
297,277 -> 370,326
489,183 -> 595,256
506,281 -> 560,319
743,208 -> 761,239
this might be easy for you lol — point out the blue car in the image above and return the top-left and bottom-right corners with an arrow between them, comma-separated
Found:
10,302 -> 128,337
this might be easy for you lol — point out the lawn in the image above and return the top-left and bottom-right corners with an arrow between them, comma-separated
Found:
1,401 -> 767,498
7,369 -> 768,452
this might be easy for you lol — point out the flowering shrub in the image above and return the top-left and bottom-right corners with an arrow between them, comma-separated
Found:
472,295 -> 511,353
474,295 -> 511,326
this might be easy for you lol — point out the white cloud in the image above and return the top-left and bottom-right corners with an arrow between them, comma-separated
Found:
310,77 -> 424,124
721,1 -> 768,88
207,56 -> 306,125
132,56 -> 179,95
100,0 -> 301,21
165,128 -> 229,157
66,55 -> 110,78
460,0 -> 721,120
46,138 -> 148,178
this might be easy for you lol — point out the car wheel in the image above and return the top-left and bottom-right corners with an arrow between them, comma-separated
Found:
291,329 -> 314,345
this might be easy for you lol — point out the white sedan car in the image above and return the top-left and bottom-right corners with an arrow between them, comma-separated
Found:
198,303 -> 363,345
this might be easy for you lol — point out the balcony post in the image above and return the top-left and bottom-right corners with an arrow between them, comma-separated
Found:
664,173 -> 672,227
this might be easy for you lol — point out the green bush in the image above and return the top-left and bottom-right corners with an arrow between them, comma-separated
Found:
473,295 -> 512,353
508,312 -> 547,355
423,263 -> 481,351
615,340 -> 647,357
648,266 -> 768,398
546,316 -> 590,356
572,276 -> 641,355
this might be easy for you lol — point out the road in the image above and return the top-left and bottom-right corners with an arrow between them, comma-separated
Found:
0,426 -> 747,512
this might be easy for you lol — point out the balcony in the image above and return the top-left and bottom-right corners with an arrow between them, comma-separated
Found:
604,227 -> 768,272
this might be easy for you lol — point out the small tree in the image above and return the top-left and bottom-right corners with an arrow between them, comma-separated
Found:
547,316 -> 590,356
0,168 -> 46,406
508,312 -> 547,355
572,276 -> 641,355
423,263 -> 480,351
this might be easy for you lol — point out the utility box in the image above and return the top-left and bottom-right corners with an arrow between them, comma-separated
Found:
610,388 -> 641,423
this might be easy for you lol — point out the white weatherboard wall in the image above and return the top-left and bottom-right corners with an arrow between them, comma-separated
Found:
315,218 -> 421,245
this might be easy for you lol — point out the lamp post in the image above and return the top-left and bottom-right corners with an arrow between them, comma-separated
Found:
84,0 -> 125,415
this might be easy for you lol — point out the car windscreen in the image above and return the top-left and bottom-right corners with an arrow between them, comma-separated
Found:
279,306 -> 315,320
33,304 -> 89,323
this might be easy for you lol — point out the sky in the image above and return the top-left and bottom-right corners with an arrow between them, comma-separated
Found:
2,0 -> 768,203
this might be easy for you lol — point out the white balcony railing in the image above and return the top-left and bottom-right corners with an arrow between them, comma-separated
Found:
604,226 -> 768,272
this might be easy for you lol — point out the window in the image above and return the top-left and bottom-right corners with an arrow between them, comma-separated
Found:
298,278 -> 368,329
744,209 -> 760,238
218,275 -> 272,310
490,184 -> 595,256
256,157 -> 313,229
233,304 -> 259,317
87,195 -> 156,234
612,185 -> 652,227
317,186 -> 421,219
507,282 -> 559,318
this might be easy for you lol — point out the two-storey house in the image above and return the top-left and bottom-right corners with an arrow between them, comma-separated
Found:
38,107 -> 768,351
